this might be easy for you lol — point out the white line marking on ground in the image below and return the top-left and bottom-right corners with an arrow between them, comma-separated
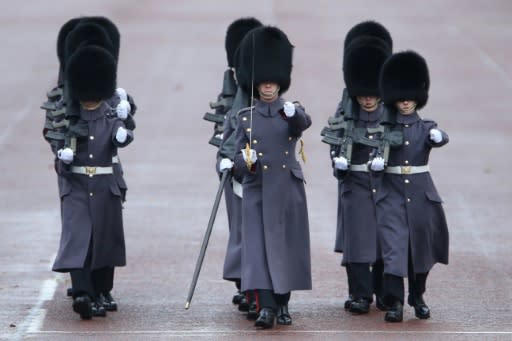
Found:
10,255 -> 59,341
26,330 -> 512,335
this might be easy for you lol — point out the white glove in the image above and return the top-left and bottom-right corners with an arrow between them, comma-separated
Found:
57,148 -> 74,164
115,127 -> 128,143
429,129 -> 442,143
241,148 -> 258,164
116,100 -> 131,120
219,158 -> 234,172
333,156 -> 348,170
283,101 -> 296,117
116,87 -> 128,101
370,157 -> 385,171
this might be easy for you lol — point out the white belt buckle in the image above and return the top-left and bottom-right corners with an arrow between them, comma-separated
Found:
85,166 -> 97,176
401,166 -> 411,174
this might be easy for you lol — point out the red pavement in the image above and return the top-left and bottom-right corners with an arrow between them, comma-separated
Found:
1,1 -> 511,340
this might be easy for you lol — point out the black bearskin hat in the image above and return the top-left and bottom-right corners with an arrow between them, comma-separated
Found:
379,50 -> 430,110
83,16 -> 120,61
57,18 -> 82,76
344,20 -> 393,52
343,36 -> 391,98
225,17 -> 262,68
64,22 -> 114,62
66,46 -> 117,101
236,26 -> 293,96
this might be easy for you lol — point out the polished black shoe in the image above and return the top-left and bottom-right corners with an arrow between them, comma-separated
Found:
246,301 -> 259,320
376,296 -> 390,311
101,292 -> 118,311
232,292 -> 245,305
344,294 -> 354,310
276,304 -> 292,325
349,298 -> 370,314
384,301 -> 403,322
92,300 -> 106,317
72,295 -> 93,320
66,287 -> 73,297
238,296 -> 250,312
408,295 -> 430,319
254,308 -> 275,329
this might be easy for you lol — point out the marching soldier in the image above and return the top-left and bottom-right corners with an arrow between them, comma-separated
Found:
51,44 -> 134,320
43,18 -> 137,308
331,33 -> 392,314
233,26 -> 312,329
321,20 -> 393,312
375,51 -> 449,322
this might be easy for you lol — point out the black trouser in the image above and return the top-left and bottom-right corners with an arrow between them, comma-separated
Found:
382,249 -> 428,305
372,259 -> 384,299
256,290 -> 291,312
69,238 -> 115,299
347,263 -> 373,301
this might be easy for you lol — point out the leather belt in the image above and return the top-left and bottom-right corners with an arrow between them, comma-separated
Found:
385,165 -> 429,175
71,166 -> 113,176
349,163 -> 369,172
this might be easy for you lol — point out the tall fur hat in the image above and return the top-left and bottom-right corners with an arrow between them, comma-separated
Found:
236,26 -> 294,96
83,16 -> 120,61
344,20 -> 393,52
57,18 -> 82,75
64,22 -> 114,62
343,36 -> 391,98
66,45 -> 117,101
225,17 -> 262,68
379,50 -> 430,109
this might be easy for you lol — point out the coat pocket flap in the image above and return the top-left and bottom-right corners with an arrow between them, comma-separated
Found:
290,167 -> 305,182
109,183 -> 122,197
425,190 -> 443,203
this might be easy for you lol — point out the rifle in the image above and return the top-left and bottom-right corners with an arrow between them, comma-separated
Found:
185,170 -> 229,309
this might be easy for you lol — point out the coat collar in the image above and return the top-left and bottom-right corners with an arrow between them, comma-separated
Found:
358,104 -> 383,123
396,111 -> 420,125
80,101 -> 110,121
255,97 -> 284,117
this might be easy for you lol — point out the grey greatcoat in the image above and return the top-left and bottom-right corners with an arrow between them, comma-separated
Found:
217,87 -> 249,281
52,102 -> 134,272
334,105 -> 385,265
376,112 -> 449,277
233,97 -> 312,294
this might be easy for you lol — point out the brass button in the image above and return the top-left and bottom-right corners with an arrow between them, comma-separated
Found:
407,198 -> 411,202
258,152 -> 263,157
405,141 -> 410,145
372,189 -> 377,193
282,165 -> 286,169
405,160 -> 409,164
253,139 -> 258,144
89,192 -> 93,197
263,165 -> 268,170
246,128 -> 251,132
288,137 -> 292,141
369,135 -> 374,140
242,117 -> 247,121
285,151 -> 289,155
405,179 -> 410,184
89,136 -> 94,140
405,124 -> 409,128
89,154 -> 93,159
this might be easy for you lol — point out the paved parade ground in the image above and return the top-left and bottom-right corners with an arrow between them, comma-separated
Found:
1,0 -> 511,340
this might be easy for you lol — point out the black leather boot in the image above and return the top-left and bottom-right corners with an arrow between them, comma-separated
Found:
72,295 -> 93,320
232,291 -> 245,305
344,294 -> 354,310
349,298 -> 370,314
376,296 -> 390,311
254,308 -> 275,329
384,301 -> 403,322
100,292 -> 118,311
276,304 -> 292,325
408,295 -> 430,319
